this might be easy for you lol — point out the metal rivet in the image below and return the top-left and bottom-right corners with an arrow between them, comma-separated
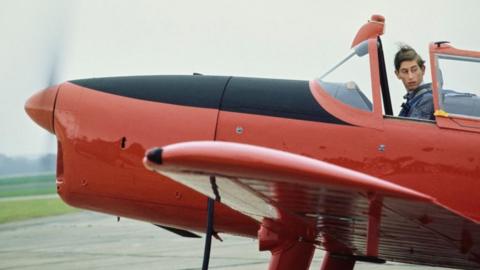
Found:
235,126 -> 244,134
378,144 -> 385,152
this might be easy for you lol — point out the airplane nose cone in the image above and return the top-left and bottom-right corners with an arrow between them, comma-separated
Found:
25,85 -> 59,134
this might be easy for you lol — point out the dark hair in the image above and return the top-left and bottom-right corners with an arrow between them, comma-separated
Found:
394,45 -> 425,71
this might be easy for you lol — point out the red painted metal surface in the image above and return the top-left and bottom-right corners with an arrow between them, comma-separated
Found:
430,42 -> 480,58
144,141 -> 480,269
53,82 -> 258,237
145,141 -> 431,201
215,100 -> 480,225
351,14 -> 385,48
24,84 -> 59,134
258,218 -> 316,270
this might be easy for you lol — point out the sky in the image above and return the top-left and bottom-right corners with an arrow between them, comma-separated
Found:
1,0 -> 480,157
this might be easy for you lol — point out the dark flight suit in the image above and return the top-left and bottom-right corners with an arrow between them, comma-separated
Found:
399,83 -> 435,120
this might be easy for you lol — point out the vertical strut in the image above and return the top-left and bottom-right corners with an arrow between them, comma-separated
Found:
202,176 -> 221,270
268,240 -> 315,270
202,197 -> 215,270
258,219 -> 316,270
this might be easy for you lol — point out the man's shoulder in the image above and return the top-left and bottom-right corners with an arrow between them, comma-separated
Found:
416,92 -> 434,106
421,89 -> 433,99
413,84 -> 433,100
418,83 -> 433,93
411,92 -> 435,120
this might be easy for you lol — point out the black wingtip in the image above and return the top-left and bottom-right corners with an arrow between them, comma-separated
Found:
147,148 -> 163,164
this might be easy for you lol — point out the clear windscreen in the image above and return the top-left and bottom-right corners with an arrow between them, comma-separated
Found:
436,55 -> 480,117
317,40 -> 373,112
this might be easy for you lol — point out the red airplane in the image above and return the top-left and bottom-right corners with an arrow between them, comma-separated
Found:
25,15 -> 480,270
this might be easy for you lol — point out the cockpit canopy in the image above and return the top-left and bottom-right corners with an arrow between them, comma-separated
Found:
317,40 -> 373,112
436,54 -> 480,117
317,39 -> 480,122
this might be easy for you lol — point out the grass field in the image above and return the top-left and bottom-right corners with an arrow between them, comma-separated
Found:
0,198 -> 78,223
0,174 -> 56,198
0,173 -> 79,224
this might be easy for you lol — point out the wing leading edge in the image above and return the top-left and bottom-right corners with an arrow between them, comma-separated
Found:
143,141 -> 480,269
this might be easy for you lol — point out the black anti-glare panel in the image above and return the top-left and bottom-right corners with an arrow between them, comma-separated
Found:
71,75 -> 230,109
222,77 -> 350,125
71,75 -> 350,125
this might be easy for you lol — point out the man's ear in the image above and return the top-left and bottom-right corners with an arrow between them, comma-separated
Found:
395,70 -> 400,79
421,65 -> 426,74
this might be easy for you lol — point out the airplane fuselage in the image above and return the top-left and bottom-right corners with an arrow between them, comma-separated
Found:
46,75 -> 480,238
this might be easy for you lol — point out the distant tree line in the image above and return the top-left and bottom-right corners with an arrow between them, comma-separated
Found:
0,153 -> 56,176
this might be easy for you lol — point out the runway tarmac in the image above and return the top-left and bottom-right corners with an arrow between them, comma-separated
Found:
0,211 -> 450,270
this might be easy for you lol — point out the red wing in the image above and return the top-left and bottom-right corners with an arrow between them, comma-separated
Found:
144,141 -> 480,269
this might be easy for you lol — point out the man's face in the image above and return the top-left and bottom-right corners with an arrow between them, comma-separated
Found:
395,60 -> 425,91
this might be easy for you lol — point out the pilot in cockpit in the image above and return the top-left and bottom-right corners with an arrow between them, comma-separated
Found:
394,45 -> 435,120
